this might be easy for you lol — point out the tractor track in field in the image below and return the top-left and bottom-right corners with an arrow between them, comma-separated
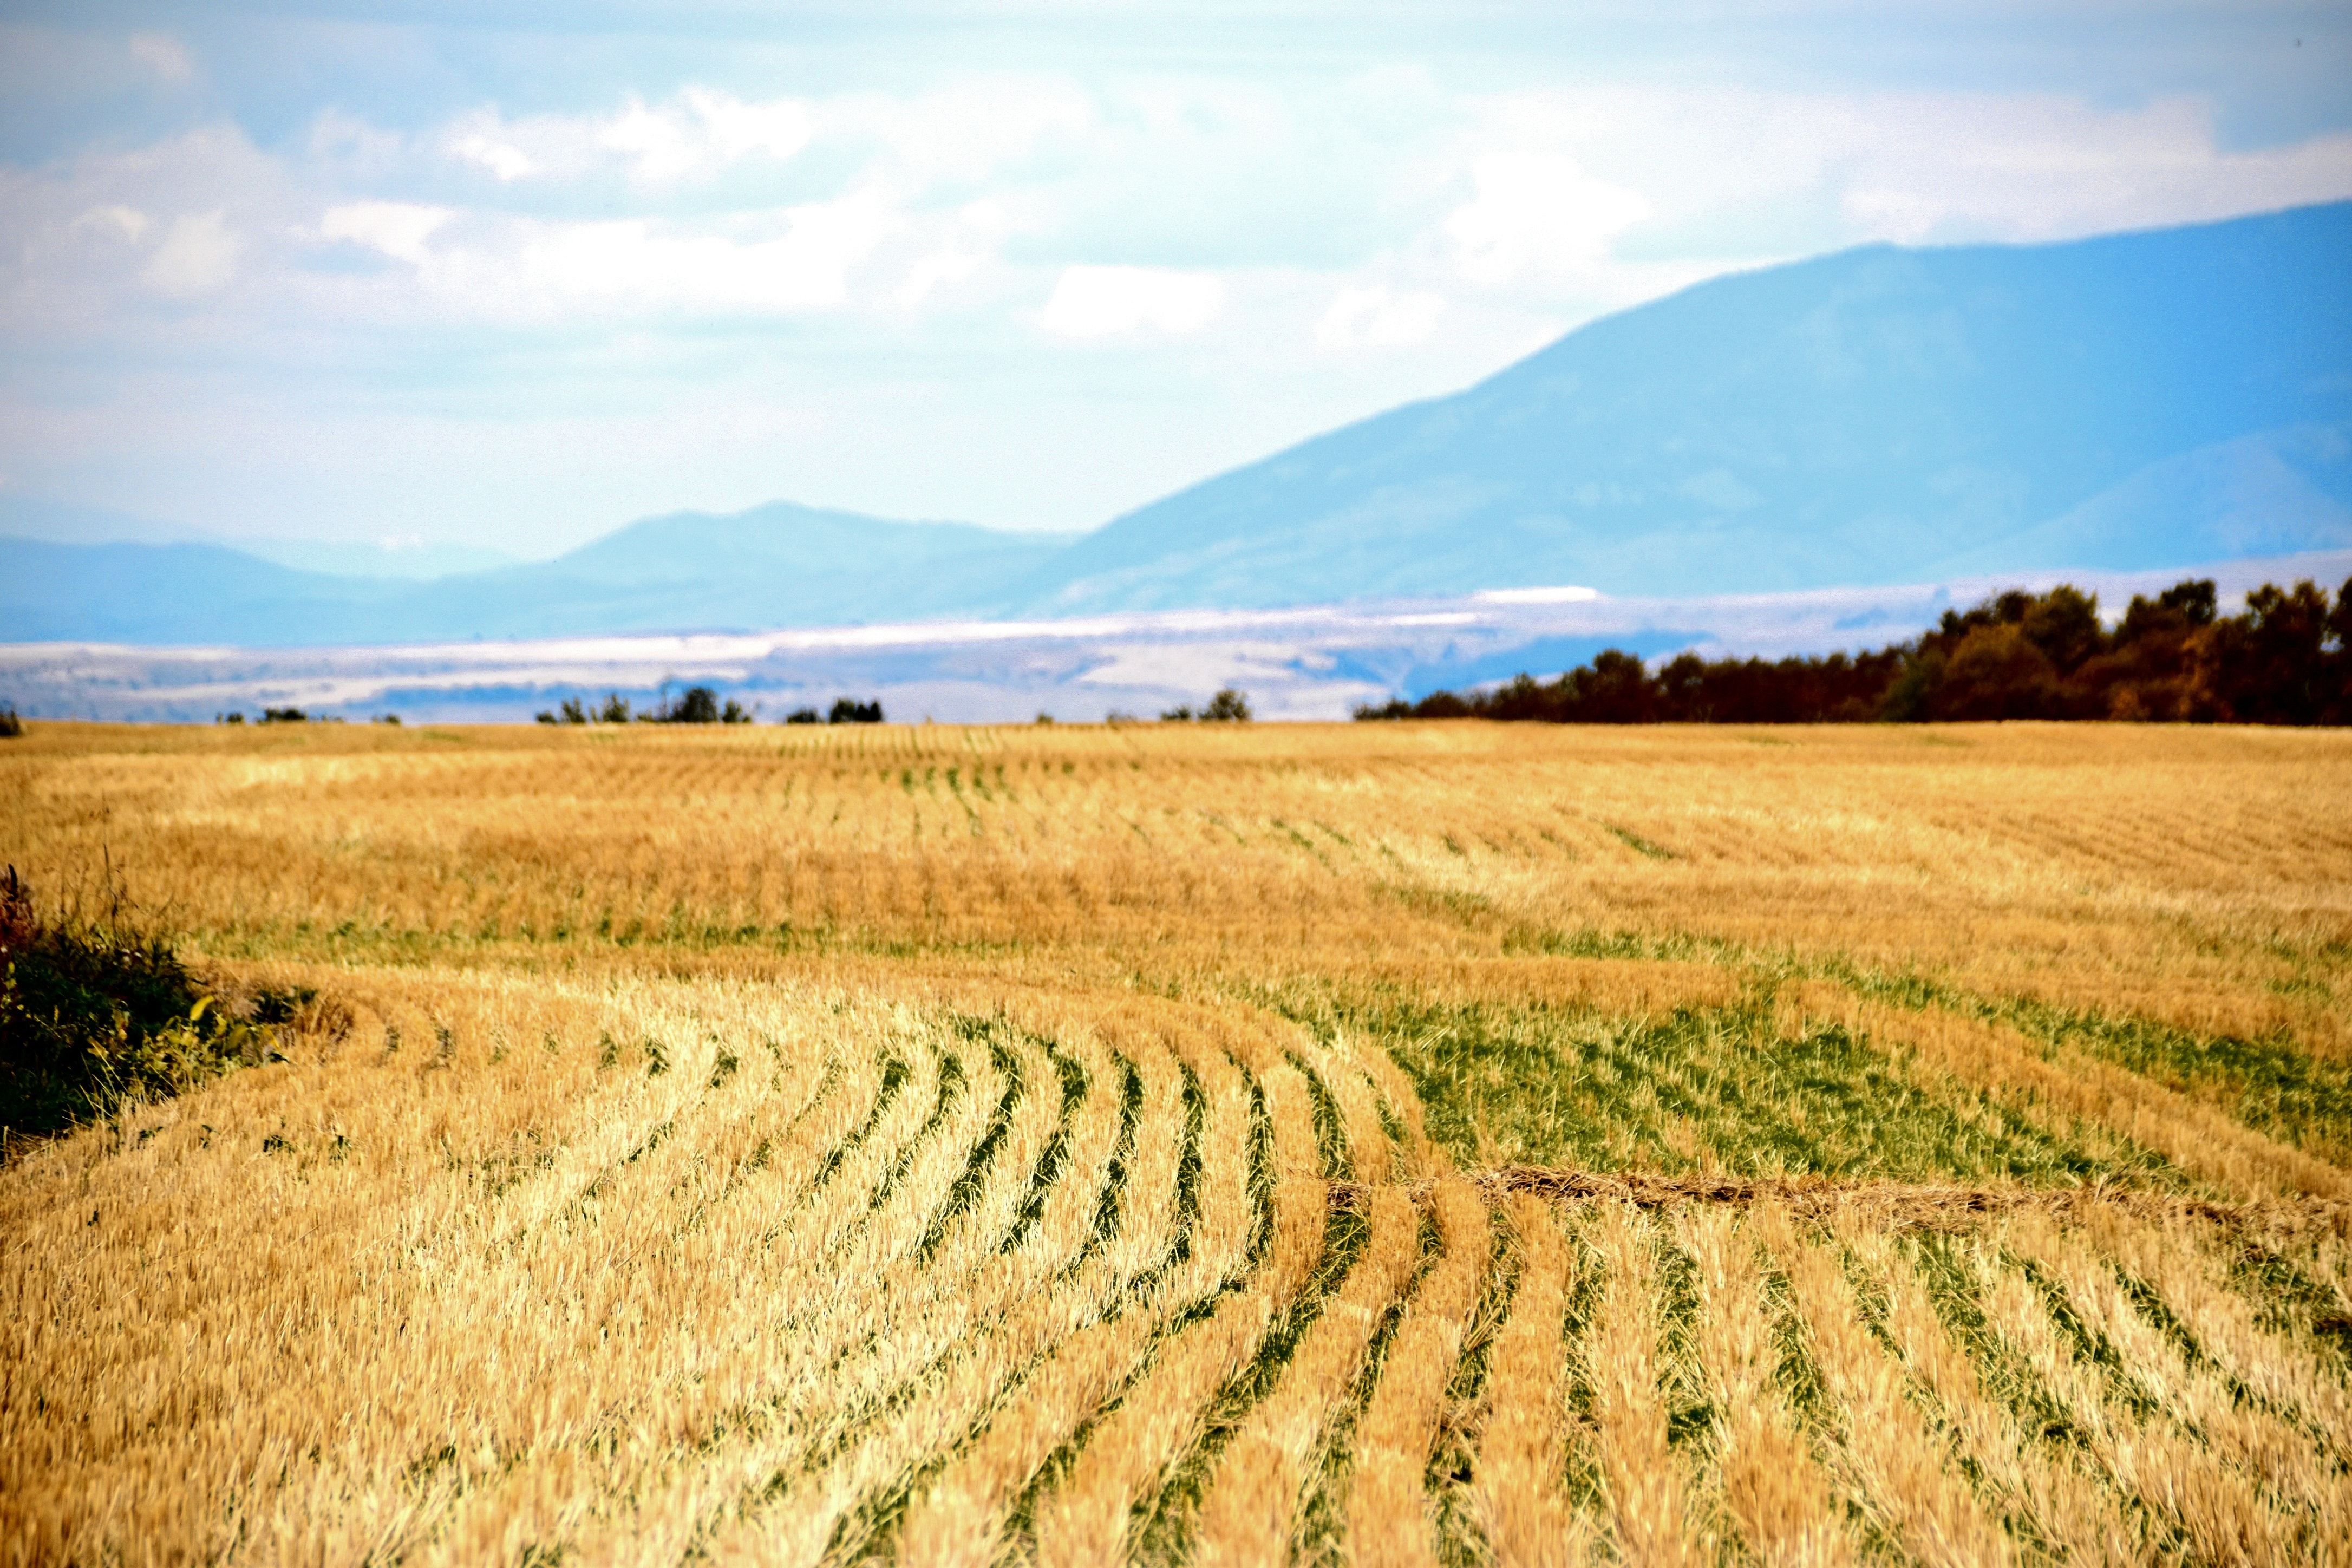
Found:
1322,1166 -> 2352,1238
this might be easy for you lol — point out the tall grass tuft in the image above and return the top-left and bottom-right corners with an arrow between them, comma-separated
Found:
0,866 -> 293,1145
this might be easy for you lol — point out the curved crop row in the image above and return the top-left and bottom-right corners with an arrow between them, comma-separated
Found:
8,964 -> 2352,1566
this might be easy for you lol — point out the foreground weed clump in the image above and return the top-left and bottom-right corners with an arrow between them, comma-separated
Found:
0,867 -> 288,1141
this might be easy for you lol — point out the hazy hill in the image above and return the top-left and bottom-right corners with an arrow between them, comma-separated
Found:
7,204 -> 2348,648
391,503 -> 1077,642
5,502 -> 1073,648
522,502 -> 1069,598
1017,202 -> 2352,612
0,539 -> 406,645
0,494 -> 518,580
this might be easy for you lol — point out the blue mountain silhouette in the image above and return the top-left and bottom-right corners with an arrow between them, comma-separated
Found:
6,202 -> 2347,646
1022,200 -> 2351,611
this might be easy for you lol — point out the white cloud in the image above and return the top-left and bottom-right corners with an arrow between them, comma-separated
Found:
891,200 -> 1009,309
319,202 -> 454,266
816,80 -> 1094,186
1037,265 -> 1224,338
74,204 -> 150,242
454,132 -> 535,182
598,102 -> 701,180
481,193 -> 892,315
128,32 -> 192,83
142,210 -> 240,295
1316,285 -> 1446,350
1830,94 -> 2352,242
448,91 -> 815,186
685,90 -> 814,164
1442,151 -> 1652,288
440,79 -> 1086,205
1448,86 -> 2352,260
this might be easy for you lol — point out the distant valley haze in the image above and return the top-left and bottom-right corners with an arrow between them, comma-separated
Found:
6,202 -> 2350,650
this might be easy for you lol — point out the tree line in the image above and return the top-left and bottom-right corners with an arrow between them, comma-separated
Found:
537,689 -> 884,725
1356,576 -> 2352,726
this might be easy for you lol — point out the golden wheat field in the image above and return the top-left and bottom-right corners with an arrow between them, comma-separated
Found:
6,718 -> 2352,1567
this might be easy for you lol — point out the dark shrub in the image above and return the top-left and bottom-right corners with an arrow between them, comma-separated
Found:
661,686 -> 723,724
1166,688 -> 1250,722
1202,687 -> 1252,722
0,707 -> 21,739
828,698 -> 883,723
1,867 -> 296,1144
783,707 -> 821,724
260,707 -> 307,724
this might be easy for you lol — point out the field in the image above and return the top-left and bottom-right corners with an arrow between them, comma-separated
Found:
5,719 -> 2352,1566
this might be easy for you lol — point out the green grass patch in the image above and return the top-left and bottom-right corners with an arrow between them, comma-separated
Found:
1489,923 -> 2352,1172
1289,990 -> 2177,1189
1821,959 -> 2352,1166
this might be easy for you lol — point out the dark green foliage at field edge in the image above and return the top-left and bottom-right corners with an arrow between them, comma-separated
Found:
537,687 -> 764,724
0,868 -> 293,1144
1161,687 -> 1253,723
1360,576 -> 2352,724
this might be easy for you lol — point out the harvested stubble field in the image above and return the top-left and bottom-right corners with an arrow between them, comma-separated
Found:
5,719 -> 2352,1567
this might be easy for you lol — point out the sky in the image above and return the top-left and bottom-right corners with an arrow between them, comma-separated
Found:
2,2 -> 2349,565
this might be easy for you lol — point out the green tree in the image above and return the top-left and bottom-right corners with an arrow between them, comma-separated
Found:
1201,687 -> 1252,721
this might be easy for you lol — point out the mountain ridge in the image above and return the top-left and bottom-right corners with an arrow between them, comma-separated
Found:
1021,201 -> 2352,611
8,201 -> 2350,648
3,501 -> 1077,648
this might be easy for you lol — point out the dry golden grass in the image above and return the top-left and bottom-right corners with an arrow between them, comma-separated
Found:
5,720 -> 2347,1047
5,719 -> 2351,1565
1469,1194 -> 1584,1568
1683,1204 -> 1854,1567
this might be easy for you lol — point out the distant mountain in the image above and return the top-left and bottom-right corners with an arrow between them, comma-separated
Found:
4,502 -> 1075,648
7,204 -> 2349,650
241,538 -> 523,580
0,539 -> 404,644
1017,202 -> 2352,612
0,494 -> 517,580
467,502 -> 1075,633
